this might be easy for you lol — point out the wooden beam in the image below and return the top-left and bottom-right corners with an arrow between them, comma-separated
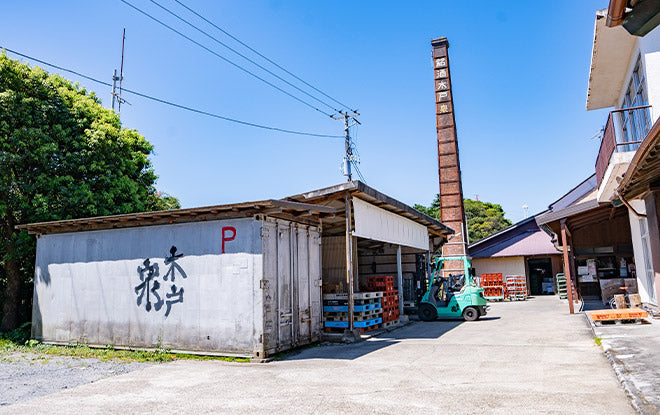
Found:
561,219 -> 575,314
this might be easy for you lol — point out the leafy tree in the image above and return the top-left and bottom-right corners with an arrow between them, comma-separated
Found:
413,198 -> 440,221
464,198 -> 512,242
0,54 -> 178,329
414,195 -> 512,243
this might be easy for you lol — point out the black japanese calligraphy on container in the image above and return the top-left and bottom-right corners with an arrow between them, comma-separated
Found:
135,246 -> 186,317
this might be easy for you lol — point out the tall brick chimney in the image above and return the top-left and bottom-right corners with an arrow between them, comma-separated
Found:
431,37 -> 468,274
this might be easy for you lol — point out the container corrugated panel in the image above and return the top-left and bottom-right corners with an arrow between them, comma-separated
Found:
260,219 -> 322,357
32,216 -> 322,358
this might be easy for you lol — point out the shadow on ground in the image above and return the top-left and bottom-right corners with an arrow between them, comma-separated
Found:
281,317 -> 502,361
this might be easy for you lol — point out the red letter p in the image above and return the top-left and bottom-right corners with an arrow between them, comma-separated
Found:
222,226 -> 236,253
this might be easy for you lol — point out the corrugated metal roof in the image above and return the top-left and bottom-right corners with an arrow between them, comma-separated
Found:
17,199 -> 336,235
470,228 -> 560,258
468,215 -> 539,250
286,180 -> 454,237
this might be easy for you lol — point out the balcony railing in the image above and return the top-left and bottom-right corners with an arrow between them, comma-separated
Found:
595,105 -> 652,187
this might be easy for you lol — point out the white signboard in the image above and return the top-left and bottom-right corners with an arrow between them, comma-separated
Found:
352,198 -> 430,251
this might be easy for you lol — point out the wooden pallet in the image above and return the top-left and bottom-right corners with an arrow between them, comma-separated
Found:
593,319 -> 644,326
323,302 -> 381,312
382,319 -> 400,328
324,292 -> 383,300
323,297 -> 381,306
323,309 -> 383,321
323,324 -> 381,334
589,308 -> 648,322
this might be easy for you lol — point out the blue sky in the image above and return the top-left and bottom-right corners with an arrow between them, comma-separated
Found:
2,1 -> 609,222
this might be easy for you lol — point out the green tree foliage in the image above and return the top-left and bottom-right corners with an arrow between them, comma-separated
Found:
413,198 -> 440,221
464,198 -> 512,243
414,195 -> 512,243
0,54 -> 178,329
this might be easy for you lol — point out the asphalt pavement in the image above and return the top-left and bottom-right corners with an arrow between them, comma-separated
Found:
1,296 -> 635,414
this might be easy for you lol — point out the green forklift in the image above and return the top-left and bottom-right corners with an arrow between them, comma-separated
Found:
418,256 -> 488,321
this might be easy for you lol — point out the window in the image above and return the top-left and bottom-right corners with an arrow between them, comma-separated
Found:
639,218 -> 657,303
619,56 -> 651,151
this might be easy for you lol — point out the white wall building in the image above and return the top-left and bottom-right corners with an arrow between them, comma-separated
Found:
587,5 -> 660,305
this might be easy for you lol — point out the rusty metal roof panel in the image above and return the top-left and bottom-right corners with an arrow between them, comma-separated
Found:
17,199 -> 336,235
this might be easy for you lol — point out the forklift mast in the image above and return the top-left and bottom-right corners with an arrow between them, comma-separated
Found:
430,256 -> 475,288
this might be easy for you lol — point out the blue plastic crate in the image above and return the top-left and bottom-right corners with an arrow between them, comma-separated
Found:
324,318 -> 382,328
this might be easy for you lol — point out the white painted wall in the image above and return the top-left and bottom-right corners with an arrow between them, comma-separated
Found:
352,198 -> 429,250
614,25 -> 660,305
472,257 -> 526,280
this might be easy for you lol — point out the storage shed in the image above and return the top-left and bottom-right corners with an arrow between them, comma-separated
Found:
20,200 -> 335,359
287,181 -> 454,312
20,182 -> 453,357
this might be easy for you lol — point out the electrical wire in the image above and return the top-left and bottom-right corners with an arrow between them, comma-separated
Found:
173,0 -> 356,113
148,0 -> 341,114
0,47 -> 342,139
353,162 -> 366,183
118,0 -> 333,118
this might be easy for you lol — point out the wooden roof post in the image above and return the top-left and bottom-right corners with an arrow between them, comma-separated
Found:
345,192 -> 355,332
561,220 -> 575,314
397,245 -> 404,318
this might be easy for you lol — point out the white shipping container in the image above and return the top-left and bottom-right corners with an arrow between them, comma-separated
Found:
31,216 -> 322,358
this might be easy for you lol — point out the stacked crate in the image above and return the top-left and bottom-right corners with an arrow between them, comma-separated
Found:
366,276 -> 400,327
505,275 -> 527,301
323,292 -> 383,333
480,273 -> 504,301
555,273 -> 568,299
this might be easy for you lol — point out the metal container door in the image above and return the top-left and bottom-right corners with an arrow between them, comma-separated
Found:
294,225 -> 310,343
307,227 -> 322,341
276,221 -> 295,348
261,220 -> 278,353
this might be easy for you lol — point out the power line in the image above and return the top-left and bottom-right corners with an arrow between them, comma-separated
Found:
353,162 -> 366,183
0,47 -> 342,139
147,0 -> 341,114
118,0 -> 334,118
173,0 -> 356,113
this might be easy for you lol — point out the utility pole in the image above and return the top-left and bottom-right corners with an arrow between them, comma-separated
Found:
111,69 -> 119,111
111,29 -> 128,114
118,28 -> 126,114
333,110 -> 360,181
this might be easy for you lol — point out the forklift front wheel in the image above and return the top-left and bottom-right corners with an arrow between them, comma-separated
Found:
462,306 -> 479,321
418,303 -> 437,322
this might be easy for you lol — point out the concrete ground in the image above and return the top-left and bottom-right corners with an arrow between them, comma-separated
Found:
1,296 -> 634,414
590,313 -> 660,414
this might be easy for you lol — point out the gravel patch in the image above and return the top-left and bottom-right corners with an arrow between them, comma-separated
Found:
0,351 -> 149,406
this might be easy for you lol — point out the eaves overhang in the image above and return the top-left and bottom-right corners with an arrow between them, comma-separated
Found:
587,9 -> 637,111
286,180 -> 454,239
17,199 -> 336,235
597,151 -> 635,202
